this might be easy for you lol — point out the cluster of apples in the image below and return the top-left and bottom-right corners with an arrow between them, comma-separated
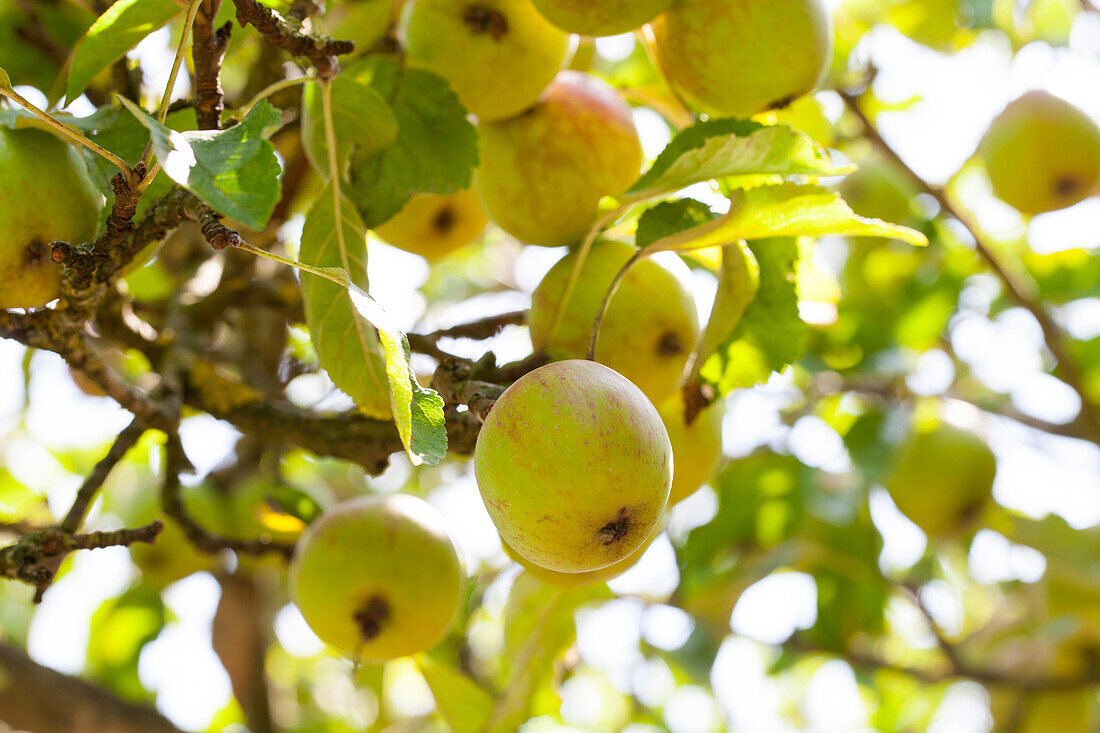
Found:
372,0 -> 834,259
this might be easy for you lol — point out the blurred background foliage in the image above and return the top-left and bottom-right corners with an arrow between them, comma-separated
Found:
2,0 -> 1100,731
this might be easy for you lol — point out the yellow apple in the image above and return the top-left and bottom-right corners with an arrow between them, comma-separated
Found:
980,90 -> 1100,215
650,0 -> 833,116
401,0 -> 569,121
373,189 -> 488,259
289,494 -> 463,660
659,392 -> 725,505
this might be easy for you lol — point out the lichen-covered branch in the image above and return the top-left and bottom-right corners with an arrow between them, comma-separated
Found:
230,0 -> 354,77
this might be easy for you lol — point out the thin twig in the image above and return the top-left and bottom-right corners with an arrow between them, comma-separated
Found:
60,418 -> 147,532
191,0 -> 231,130
840,91 -> 1100,445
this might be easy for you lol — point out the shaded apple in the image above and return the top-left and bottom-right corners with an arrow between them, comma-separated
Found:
373,189 -> 489,260
532,0 -> 673,36
528,239 -> 699,404
0,127 -> 101,309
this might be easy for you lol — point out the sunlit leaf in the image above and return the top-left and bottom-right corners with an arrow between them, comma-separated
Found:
64,0 -> 179,105
119,97 -> 283,230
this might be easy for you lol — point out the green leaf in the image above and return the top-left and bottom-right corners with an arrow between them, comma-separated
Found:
344,56 -> 478,228
64,0 -> 179,105
299,188 -> 447,465
635,198 -> 719,249
300,76 -> 398,175
120,97 -> 283,230
299,187 -> 391,420
639,185 -> 927,256
694,241 -> 761,378
85,585 -> 166,702
0,65 -> 11,91
416,655 -> 493,733
701,238 -> 805,392
0,470 -> 43,523
627,119 -> 852,199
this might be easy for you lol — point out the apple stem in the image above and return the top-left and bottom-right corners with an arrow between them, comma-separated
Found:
586,248 -> 646,362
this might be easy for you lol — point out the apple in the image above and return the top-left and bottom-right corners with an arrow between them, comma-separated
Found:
474,360 -> 672,573
0,127 -> 101,309
476,71 -> 643,247
531,0 -> 673,36
885,421 -> 996,538
649,0 -> 833,116
980,90 -> 1100,215
527,239 -> 699,405
501,511 -> 666,587
659,391 -> 725,505
289,494 -> 463,660
373,189 -> 488,260
401,0 -> 570,121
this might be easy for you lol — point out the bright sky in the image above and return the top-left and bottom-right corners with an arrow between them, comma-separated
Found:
3,7 -> 1100,732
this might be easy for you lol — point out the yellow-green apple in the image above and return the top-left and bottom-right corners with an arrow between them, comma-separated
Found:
980,90 -> 1100,215
289,494 -> 463,660
0,127 -> 101,308
474,360 -> 672,573
528,239 -> 699,404
401,0 -> 569,121
532,0 -> 673,36
649,0 -> 833,116
476,71 -> 643,246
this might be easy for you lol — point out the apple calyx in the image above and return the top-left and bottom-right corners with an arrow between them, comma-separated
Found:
463,5 -> 508,40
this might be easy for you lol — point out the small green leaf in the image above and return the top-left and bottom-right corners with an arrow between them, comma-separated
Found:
0,65 -> 11,91
299,188 -> 447,465
416,655 -> 493,733
64,0 -> 179,105
635,198 -> 719,249
345,56 -> 478,228
695,241 -> 761,376
701,238 -> 805,392
300,76 -> 398,175
120,97 -> 283,230
627,119 -> 852,200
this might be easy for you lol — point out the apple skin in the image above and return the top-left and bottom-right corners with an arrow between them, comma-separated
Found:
474,360 -> 672,574
501,511 -> 667,587
884,422 -> 996,538
327,0 -> 397,55
981,91 -> 1100,215
531,0 -> 673,36
650,0 -> 833,116
0,127 -> 101,309
528,239 -> 699,405
838,155 -> 916,224
476,71 -> 643,247
401,0 -> 569,121
289,494 -> 463,660
659,392 -> 725,505
373,189 -> 489,260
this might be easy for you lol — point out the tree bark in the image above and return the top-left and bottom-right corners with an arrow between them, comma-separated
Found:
0,641 -> 184,733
